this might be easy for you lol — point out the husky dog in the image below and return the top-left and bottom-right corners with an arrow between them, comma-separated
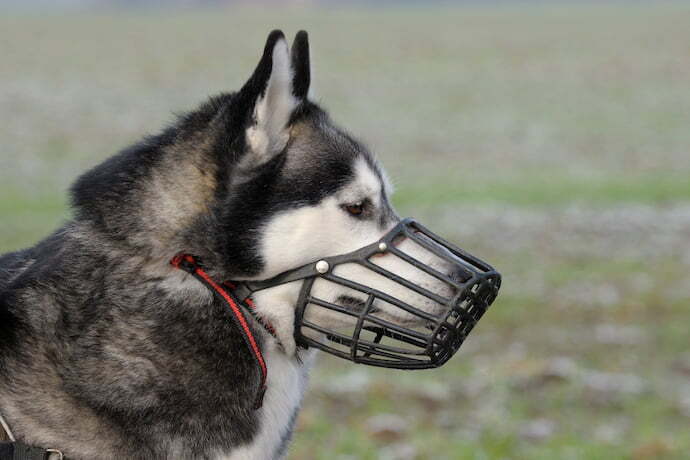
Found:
0,31 -> 496,459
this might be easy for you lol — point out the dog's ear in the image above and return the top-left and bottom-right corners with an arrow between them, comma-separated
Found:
290,30 -> 311,100
237,30 -> 314,165
240,30 -> 299,163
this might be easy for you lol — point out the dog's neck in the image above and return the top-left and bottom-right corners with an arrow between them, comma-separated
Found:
0,225 -> 316,459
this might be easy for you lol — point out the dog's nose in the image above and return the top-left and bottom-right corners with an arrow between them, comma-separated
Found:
446,268 -> 473,301
449,268 -> 471,285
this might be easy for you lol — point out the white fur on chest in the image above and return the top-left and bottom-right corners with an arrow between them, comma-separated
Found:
215,342 -> 315,460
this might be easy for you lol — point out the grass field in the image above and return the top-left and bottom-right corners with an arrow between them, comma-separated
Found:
1,2 -> 689,459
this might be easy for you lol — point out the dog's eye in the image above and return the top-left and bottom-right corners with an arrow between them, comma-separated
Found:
343,202 -> 365,217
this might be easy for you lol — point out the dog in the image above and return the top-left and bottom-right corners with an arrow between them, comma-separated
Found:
0,30 -> 499,459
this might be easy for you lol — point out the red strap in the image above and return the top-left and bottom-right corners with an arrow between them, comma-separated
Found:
171,254 -> 267,409
224,282 -> 278,337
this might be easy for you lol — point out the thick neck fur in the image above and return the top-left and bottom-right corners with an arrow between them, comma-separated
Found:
69,94 -> 336,282
0,225 -> 282,457
70,93 -> 243,279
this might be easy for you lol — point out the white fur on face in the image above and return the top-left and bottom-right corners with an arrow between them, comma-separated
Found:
254,157 -> 389,280
249,157 -> 454,357
245,38 -> 298,164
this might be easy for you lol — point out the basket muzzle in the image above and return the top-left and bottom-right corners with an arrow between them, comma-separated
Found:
235,218 -> 501,370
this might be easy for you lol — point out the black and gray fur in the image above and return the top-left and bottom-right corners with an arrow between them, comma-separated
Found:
0,30 -> 389,459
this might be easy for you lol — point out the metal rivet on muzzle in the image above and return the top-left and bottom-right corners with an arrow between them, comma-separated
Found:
378,242 -> 387,252
315,260 -> 330,274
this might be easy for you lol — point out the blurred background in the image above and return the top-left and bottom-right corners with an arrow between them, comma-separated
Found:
1,1 -> 689,459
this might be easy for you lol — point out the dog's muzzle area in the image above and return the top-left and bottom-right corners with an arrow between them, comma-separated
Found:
238,218 -> 501,369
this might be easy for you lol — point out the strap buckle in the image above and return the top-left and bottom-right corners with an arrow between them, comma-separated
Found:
0,442 -> 62,460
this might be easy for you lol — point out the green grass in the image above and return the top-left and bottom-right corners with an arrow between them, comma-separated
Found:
394,174 -> 690,207
0,191 -> 68,253
1,2 -> 690,459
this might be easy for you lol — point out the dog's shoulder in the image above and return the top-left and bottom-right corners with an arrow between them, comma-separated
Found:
0,229 -> 69,357
0,248 -> 30,356
0,248 -> 32,290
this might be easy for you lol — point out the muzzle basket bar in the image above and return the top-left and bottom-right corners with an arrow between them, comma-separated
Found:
234,218 -> 501,370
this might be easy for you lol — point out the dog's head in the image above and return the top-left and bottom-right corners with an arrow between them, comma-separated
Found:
215,31 -> 488,358
72,30 -> 498,363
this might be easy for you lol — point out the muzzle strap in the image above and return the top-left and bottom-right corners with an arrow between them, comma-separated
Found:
170,254 -> 269,410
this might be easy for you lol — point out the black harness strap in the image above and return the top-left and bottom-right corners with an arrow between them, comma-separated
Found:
0,442 -> 56,460
1,412 -> 62,460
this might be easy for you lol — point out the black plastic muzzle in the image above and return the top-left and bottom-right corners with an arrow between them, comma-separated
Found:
234,218 -> 501,370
